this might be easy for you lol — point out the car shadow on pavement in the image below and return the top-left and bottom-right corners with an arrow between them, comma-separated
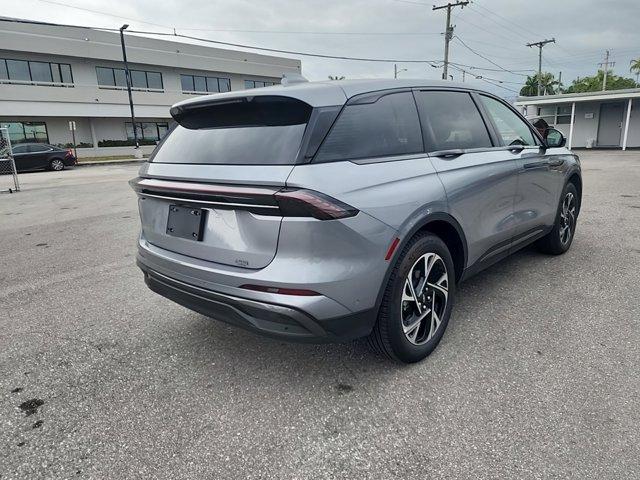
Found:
177,244 -> 550,380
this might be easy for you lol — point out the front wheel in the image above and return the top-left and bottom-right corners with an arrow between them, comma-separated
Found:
49,158 -> 65,171
536,183 -> 578,255
369,234 -> 455,363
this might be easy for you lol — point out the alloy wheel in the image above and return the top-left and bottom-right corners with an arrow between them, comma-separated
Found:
401,252 -> 449,345
51,159 -> 65,171
559,192 -> 576,245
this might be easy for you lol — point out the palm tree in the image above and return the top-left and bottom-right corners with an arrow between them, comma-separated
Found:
328,75 -> 345,81
630,58 -> 640,85
519,72 -> 559,96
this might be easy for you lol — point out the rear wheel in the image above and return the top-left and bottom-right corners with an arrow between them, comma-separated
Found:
369,234 -> 455,363
536,183 -> 578,255
49,158 -> 65,171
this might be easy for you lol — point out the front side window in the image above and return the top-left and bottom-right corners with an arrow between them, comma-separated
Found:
480,95 -> 537,146
316,91 -> 423,162
414,90 -> 492,151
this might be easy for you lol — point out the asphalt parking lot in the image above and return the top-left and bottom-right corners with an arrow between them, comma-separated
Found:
1,151 -> 639,479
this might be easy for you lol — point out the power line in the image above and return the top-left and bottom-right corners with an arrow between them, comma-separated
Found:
453,35 -> 530,76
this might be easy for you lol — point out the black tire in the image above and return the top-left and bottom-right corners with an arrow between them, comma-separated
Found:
368,233 -> 455,363
49,158 -> 65,171
536,182 -> 579,255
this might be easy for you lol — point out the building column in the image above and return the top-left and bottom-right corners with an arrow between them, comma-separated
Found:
568,102 -> 576,149
622,98 -> 632,151
89,118 -> 98,151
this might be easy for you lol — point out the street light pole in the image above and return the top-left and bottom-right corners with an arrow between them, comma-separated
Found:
119,24 -> 139,150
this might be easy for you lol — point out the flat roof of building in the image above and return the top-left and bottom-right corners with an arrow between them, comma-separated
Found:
516,88 -> 640,106
0,17 -> 301,77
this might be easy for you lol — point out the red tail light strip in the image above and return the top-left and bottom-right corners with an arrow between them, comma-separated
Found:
129,178 -> 359,221
240,284 -> 321,296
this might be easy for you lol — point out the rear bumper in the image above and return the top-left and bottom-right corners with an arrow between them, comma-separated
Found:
139,261 -> 376,343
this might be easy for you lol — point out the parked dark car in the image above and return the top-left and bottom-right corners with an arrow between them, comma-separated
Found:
11,143 -> 76,172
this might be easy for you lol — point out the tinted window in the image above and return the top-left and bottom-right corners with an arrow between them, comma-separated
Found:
131,70 -> 147,88
60,64 -> 73,83
206,77 -> 220,92
219,78 -> 231,92
414,91 -> 492,151
28,144 -> 50,152
96,67 -> 114,86
6,60 -> 30,81
0,60 -> 7,79
479,95 -> 537,146
181,74 -> 194,91
30,62 -> 52,82
147,71 -> 163,89
194,75 -> 206,92
154,96 -> 311,165
316,91 -> 423,162
12,144 -> 28,153
113,68 -> 126,87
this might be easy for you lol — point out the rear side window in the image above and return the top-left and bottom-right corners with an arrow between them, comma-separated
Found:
414,90 -> 492,151
478,95 -> 537,146
315,91 -> 423,162
153,96 -> 312,165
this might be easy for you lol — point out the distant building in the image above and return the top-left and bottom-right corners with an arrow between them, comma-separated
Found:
516,88 -> 639,150
0,18 -> 301,157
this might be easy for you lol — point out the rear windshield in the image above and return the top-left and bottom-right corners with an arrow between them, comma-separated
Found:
152,95 -> 311,165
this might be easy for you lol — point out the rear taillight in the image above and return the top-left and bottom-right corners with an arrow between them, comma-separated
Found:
129,178 -> 358,220
275,189 -> 358,220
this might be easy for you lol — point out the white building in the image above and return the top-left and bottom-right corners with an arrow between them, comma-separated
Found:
0,18 -> 301,157
516,89 -> 640,150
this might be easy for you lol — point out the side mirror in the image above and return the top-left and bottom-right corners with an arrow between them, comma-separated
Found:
545,128 -> 566,148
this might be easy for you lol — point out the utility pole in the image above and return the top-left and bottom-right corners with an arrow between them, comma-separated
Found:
526,38 -> 555,96
598,50 -> 615,91
462,69 -> 466,82
433,1 -> 469,81
119,24 -> 139,151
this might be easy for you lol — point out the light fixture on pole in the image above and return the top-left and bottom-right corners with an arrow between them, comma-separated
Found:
119,24 -> 139,151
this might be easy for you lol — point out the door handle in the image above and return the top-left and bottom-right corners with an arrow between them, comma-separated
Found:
523,161 -> 549,169
548,158 -> 565,167
432,149 -> 465,159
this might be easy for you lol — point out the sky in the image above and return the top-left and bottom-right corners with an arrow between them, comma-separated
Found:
2,0 -> 640,99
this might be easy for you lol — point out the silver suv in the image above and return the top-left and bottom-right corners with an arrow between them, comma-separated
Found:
131,79 -> 581,363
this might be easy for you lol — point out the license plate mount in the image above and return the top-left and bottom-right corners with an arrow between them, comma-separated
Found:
166,205 -> 206,241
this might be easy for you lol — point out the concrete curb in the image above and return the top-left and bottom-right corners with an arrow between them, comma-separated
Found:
76,159 -> 147,167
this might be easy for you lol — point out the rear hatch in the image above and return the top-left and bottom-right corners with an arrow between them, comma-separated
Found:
133,95 -> 312,269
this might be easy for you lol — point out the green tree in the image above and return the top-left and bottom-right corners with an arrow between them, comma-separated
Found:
519,72 -> 559,96
565,70 -> 637,93
630,58 -> 640,85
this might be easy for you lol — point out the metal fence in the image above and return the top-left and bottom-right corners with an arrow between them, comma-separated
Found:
0,128 -> 20,193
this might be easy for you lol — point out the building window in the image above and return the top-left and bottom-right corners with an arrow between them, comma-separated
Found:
125,122 -> 169,141
180,74 -> 231,94
244,79 -> 277,89
0,59 -> 73,86
96,67 -> 163,91
0,121 -> 49,144
537,105 -> 572,125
